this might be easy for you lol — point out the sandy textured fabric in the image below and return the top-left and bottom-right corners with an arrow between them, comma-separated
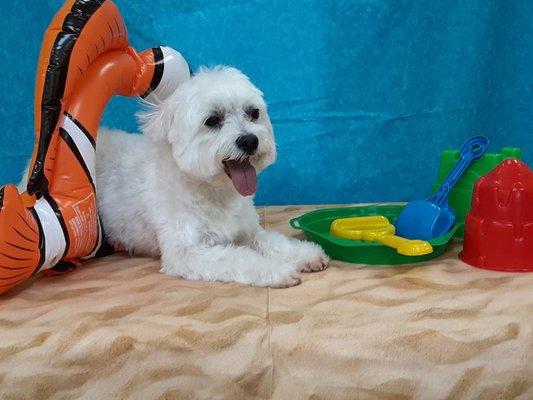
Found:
0,205 -> 532,400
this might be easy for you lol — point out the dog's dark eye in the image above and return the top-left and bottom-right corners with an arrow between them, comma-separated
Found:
247,108 -> 260,121
205,116 -> 222,127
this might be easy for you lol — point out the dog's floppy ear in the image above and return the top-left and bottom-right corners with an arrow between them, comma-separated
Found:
137,100 -> 175,142
137,47 -> 191,142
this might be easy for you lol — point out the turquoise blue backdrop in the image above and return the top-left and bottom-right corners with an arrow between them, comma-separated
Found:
0,0 -> 531,204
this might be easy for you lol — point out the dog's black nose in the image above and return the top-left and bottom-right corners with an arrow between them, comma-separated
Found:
236,134 -> 259,155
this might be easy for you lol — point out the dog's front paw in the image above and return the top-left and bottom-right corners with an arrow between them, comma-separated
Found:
261,263 -> 301,288
292,242 -> 330,273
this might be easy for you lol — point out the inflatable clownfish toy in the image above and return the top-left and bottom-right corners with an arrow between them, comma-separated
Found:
0,0 -> 191,294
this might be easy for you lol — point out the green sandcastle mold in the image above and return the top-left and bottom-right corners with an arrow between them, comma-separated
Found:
431,147 -> 521,238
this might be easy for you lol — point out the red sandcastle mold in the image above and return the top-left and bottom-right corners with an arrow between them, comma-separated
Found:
460,159 -> 533,272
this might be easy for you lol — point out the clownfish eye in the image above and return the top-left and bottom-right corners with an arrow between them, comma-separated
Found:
247,108 -> 260,121
205,115 -> 222,128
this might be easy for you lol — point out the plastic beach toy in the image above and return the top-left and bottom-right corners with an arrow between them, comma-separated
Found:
432,147 -> 521,238
290,205 -> 461,265
0,0 -> 191,295
395,136 -> 489,240
331,216 -> 433,256
460,159 -> 533,272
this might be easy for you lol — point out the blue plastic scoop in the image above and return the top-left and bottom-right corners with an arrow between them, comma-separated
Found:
395,136 -> 489,240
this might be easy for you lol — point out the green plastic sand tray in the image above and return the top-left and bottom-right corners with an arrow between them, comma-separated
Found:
290,205 -> 462,266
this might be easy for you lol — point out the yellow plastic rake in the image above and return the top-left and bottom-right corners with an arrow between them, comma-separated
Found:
330,216 -> 433,256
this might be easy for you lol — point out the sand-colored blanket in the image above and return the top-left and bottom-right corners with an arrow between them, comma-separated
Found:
1,206 -> 532,400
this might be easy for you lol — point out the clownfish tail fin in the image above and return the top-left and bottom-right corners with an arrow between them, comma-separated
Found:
0,185 -> 42,294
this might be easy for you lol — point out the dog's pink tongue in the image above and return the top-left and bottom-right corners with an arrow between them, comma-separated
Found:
226,159 -> 257,196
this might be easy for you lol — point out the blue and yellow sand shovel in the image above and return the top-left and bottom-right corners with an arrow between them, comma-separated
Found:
330,216 -> 433,256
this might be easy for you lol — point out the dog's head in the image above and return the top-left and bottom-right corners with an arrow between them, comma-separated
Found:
139,66 -> 276,197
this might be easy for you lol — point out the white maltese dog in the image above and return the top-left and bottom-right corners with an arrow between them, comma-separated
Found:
96,66 -> 328,287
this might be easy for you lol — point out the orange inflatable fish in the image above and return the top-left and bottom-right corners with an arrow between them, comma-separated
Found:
0,0 -> 190,294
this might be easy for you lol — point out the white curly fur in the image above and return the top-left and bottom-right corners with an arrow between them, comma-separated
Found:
95,66 -> 328,287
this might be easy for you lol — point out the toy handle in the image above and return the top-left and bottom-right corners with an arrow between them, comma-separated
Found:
290,217 -> 302,230
378,234 -> 433,256
430,136 -> 489,207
